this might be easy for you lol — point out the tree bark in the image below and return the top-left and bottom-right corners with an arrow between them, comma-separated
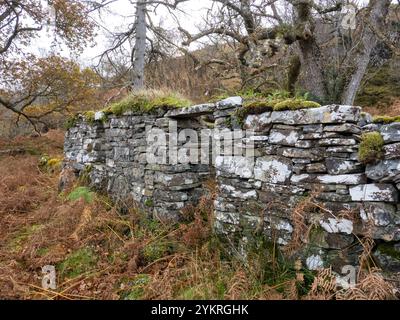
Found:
294,2 -> 327,102
132,0 -> 147,90
341,0 -> 390,105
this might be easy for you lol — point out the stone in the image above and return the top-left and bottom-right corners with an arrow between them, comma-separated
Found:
318,138 -> 357,146
324,123 -> 361,134
325,159 -> 363,174
166,103 -> 215,118
306,254 -> 324,270
278,148 -> 324,161
383,143 -> 400,159
254,156 -> 292,184
350,184 -> 398,202
269,129 -> 299,146
215,211 -> 240,225
374,243 -> 400,272
306,163 -> 326,173
380,123 -> 400,143
220,184 -> 257,200
243,113 -> 272,131
291,173 -> 366,185
271,105 -> 361,125
366,159 -> 400,182
215,156 -> 254,179
217,96 -> 243,110
319,218 -> 353,235
360,203 -> 397,227
95,111 -> 105,121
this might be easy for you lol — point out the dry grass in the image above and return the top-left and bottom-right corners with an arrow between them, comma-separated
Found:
0,133 -> 398,300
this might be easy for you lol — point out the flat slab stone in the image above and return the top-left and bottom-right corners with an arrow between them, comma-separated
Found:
350,184 -> 398,202
291,173 -> 367,185
380,123 -> 400,143
254,156 -> 292,184
383,143 -> 400,160
216,96 -> 243,110
243,112 -> 272,131
270,105 -> 361,125
366,159 -> 400,182
166,103 -> 215,118
215,156 -> 254,179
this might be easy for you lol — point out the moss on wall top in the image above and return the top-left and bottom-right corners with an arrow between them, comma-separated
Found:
373,115 -> 400,124
65,89 -> 192,129
235,98 -> 321,124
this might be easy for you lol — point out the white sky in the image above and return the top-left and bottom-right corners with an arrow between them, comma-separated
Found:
35,0 -> 213,67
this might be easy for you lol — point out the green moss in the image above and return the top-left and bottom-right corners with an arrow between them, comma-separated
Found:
377,243 -> 400,260
83,111 -> 96,124
64,115 -> 79,129
122,274 -> 151,300
8,225 -> 43,253
142,241 -> 171,264
58,247 -> 98,278
273,99 -> 321,111
103,91 -> 192,116
67,186 -> 95,204
144,199 -> 153,207
235,97 -> 320,125
358,131 -> 384,164
373,115 -> 400,124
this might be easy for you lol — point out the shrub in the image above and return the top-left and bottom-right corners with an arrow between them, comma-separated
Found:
358,132 -> 384,164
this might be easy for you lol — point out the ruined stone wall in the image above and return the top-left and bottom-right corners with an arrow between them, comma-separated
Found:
64,97 -> 400,272
64,108 -> 212,222
214,101 -> 400,273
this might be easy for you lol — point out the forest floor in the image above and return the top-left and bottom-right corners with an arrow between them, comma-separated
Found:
0,127 -> 398,300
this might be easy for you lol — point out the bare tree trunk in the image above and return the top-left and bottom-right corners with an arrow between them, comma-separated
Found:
294,2 -> 327,101
132,0 -> 147,90
341,0 -> 390,105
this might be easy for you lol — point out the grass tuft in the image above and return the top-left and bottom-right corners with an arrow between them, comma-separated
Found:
358,132 -> 385,164
103,89 -> 192,116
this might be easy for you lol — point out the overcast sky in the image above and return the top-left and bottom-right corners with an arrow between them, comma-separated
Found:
35,0 -> 213,67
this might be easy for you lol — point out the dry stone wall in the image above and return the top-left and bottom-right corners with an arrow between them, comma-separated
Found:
63,97 -> 400,273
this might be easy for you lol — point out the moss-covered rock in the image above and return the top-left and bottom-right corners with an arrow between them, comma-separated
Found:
358,132 -> 385,164
373,115 -> 400,124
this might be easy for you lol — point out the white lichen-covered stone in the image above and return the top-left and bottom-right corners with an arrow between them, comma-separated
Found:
366,160 -> 400,182
220,184 -> 257,200
215,156 -> 254,179
217,96 -> 243,109
325,159 -> 362,175
350,184 -> 398,202
360,203 -> 396,227
306,254 -> 324,270
380,123 -> 400,143
271,105 -> 361,125
291,173 -> 366,185
243,113 -> 272,131
166,103 -> 215,118
95,111 -> 105,121
254,156 -> 292,184
319,218 -> 353,235
269,129 -> 299,146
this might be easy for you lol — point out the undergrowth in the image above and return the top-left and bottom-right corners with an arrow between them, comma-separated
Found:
0,133 -> 397,300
